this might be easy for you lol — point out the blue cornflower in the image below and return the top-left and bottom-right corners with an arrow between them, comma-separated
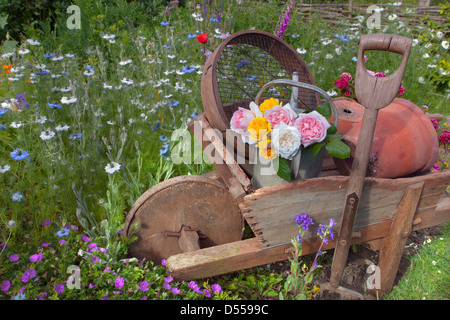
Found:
11,192 -> 24,202
187,34 -> 197,39
159,144 -> 170,156
161,21 -> 170,26
43,53 -> 55,59
182,65 -> 195,74
68,132 -> 82,140
291,34 -> 300,38
10,149 -> 29,161
352,56 -> 357,62
151,120 -> 161,131
159,135 -> 168,142
245,76 -> 256,81
190,112 -> 198,119
13,293 -> 26,300
336,34 -> 349,42
210,18 -> 218,22
162,45 -> 171,49
0,109 -> 8,117
35,70 -> 48,76
48,103 -> 62,110
168,100 -> 179,108
57,229 -> 70,237
0,124 -> 6,130
235,59 -> 250,68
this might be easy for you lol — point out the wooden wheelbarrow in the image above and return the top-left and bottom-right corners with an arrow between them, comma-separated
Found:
123,31 -> 450,297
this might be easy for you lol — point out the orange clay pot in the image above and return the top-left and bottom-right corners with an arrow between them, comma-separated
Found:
330,97 -> 439,178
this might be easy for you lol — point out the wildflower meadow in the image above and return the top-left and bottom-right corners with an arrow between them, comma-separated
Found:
0,0 -> 448,303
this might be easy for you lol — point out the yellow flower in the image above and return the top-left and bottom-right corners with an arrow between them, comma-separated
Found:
248,117 -> 271,142
257,137 -> 277,160
259,98 -> 280,114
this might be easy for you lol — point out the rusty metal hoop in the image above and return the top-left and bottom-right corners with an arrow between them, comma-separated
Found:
201,29 -> 320,132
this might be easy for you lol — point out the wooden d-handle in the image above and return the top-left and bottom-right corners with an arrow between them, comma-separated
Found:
355,34 -> 412,110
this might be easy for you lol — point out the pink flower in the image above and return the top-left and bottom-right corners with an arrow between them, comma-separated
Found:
344,90 -> 352,97
55,284 -> 64,294
115,276 -> 124,289
1,280 -> 10,292
264,104 -> 297,126
339,72 -> 352,81
293,111 -> 331,147
439,130 -> 450,144
30,252 -> 44,262
398,85 -> 405,95
430,119 -> 440,131
230,107 -> 256,142
9,254 -> 19,262
334,77 -> 349,89
375,72 -> 386,77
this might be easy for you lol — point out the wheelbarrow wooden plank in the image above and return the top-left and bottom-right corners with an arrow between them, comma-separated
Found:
166,219 -> 392,281
241,171 -> 449,248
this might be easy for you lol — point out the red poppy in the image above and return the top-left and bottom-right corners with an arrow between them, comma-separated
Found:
196,33 -> 208,44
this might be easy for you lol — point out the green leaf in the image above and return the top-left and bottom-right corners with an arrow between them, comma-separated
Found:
325,138 -> 351,159
0,15 -> 8,29
277,157 -> 291,181
327,124 -> 337,135
312,142 -> 325,157
316,102 -> 331,119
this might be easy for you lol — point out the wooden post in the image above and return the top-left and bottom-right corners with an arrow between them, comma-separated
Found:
375,182 -> 424,296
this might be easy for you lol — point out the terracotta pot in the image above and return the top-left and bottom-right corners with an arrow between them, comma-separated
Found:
331,97 -> 439,178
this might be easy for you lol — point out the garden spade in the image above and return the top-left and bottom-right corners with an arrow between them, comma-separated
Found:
329,34 -> 413,289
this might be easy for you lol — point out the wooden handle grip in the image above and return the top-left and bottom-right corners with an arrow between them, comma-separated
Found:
358,33 -> 412,55
355,34 -> 412,110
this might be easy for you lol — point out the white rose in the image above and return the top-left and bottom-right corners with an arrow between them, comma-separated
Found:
271,122 -> 301,160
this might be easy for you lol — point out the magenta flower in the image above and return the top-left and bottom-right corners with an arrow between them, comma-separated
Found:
211,284 -> 222,293
43,220 -> 51,226
59,239 -> 67,246
22,269 -> 36,283
439,130 -> 450,144
172,287 -> 181,295
55,284 -> 64,294
115,276 -> 124,289
9,254 -> 19,262
30,252 -> 44,262
163,283 -> 171,290
41,242 -> 51,247
1,280 -> 10,292
164,276 -> 173,283
140,282 -> 149,291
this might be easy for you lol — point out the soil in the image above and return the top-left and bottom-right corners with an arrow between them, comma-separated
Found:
267,226 -> 443,300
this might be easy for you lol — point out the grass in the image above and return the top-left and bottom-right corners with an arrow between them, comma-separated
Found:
385,223 -> 450,300
0,0 -> 448,300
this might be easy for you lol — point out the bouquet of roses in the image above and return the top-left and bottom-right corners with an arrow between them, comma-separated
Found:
230,98 -> 350,181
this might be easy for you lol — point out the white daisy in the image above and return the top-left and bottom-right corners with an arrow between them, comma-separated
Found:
442,41 -> 449,50
104,162 -> 121,174
26,39 -> 41,46
119,59 -> 132,66
55,124 -> 70,131
18,49 -> 30,55
40,130 -> 56,140
61,96 -> 77,104
121,78 -> 134,85
296,48 -> 307,54
0,164 -> 11,174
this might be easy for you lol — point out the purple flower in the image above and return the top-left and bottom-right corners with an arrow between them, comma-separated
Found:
22,269 -> 36,283
164,276 -> 173,283
59,240 -> 67,246
10,149 -> 29,161
115,276 -> 124,289
1,280 -> 10,292
277,0 -> 296,38
103,267 -> 111,273
293,212 -> 314,231
9,254 -> 19,262
163,283 -> 171,290
204,289 -> 211,298
41,242 -> 51,247
30,252 -> 44,262
161,259 -> 166,266
172,287 -> 181,295
212,284 -> 222,293
43,220 -> 51,226
55,284 -> 64,294
140,281 -> 149,291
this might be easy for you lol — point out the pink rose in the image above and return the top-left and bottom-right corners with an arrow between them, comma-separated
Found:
293,111 -> 331,147
398,85 -> 405,95
264,104 -> 297,127
230,107 -> 255,140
